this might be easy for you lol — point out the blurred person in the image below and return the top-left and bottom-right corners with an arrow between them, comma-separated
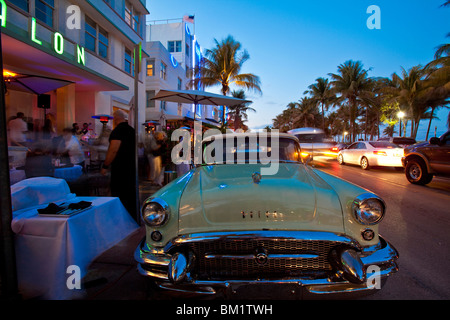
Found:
58,128 -> 85,168
42,118 -> 56,140
8,112 -> 28,148
101,110 -> 137,221
72,123 -> 81,135
144,131 -> 158,183
152,131 -> 168,186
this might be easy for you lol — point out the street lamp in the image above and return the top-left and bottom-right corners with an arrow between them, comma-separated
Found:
397,111 -> 405,137
343,131 -> 348,142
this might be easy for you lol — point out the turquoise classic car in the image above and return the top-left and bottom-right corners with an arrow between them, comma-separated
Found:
135,132 -> 398,298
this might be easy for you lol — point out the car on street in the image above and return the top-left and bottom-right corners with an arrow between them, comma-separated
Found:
402,130 -> 450,185
287,127 -> 337,159
135,132 -> 398,299
337,141 -> 404,170
378,136 -> 417,148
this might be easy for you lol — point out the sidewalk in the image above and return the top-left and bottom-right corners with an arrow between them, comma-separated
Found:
78,180 -> 160,300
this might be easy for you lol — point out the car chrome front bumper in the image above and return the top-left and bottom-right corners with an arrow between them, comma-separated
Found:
135,231 -> 398,298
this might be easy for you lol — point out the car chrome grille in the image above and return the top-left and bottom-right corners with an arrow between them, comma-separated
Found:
186,239 -> 337,280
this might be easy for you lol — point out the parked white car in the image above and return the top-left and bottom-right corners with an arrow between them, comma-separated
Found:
337,141 -> 404,170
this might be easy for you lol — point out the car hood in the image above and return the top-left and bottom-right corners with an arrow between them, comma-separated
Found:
178,164 -> 345,234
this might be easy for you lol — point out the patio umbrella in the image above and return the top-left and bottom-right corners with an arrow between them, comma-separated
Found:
4,72 -> 73,95
151,89 -> 251,121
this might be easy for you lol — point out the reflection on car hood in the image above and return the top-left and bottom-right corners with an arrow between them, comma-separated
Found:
178,163 -> 345,234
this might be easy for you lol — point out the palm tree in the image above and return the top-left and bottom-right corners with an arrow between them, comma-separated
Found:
383,65 -> 431,138
304,77 -> 335,131
227,90 -> 256,131
190,35 -> 261,123
329,60 -> 372,142
293,97 -> 317,127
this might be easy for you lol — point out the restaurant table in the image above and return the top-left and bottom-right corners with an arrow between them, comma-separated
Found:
54,164 -> 83,182
11,177 -> 139,300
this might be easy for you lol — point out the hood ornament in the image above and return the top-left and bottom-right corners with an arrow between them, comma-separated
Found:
252,172 -> 262,184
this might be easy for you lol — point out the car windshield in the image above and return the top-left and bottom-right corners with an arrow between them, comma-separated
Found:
202,137 -> 301,164
369,142 -> 399,149
294,133 -> 325,143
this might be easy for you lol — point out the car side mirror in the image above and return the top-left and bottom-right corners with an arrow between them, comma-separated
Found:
429,137 -> 440,145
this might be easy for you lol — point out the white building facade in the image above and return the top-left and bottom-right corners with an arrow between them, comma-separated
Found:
144,19 -> 221,127
2,0 -> 148,137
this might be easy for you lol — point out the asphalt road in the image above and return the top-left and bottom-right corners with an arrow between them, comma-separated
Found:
311,158 -> 450,300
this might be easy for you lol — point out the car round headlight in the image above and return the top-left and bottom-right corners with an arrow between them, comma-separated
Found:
352,193 -> 385,225
141,199 -> 170,227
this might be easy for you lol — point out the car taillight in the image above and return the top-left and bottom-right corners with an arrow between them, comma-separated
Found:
373,151 -> 387,156
331,147 -> 339,152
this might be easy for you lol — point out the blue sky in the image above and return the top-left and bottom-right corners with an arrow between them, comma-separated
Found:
146,0 -> 450,139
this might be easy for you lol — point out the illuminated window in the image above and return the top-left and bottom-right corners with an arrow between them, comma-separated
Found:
35,0 -> 54,27
168,41 -> 182,53
146,59 -> 155,77
177,77 -> 182,90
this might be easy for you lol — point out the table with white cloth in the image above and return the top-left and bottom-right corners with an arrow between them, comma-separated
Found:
11,177 -> 139,300
54,165 -> 83,182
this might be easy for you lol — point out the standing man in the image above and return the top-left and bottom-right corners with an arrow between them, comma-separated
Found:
101,110 -> 137,221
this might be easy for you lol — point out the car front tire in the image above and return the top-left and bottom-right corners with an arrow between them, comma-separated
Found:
337,154 -> 345,165
405,159 -> 433,185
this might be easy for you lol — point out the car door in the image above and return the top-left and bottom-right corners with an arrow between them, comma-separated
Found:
343,142 -> 359,163
430,132 -> 450,174
356,142 -> 368,162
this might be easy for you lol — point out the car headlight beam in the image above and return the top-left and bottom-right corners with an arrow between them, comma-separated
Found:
351,193 -> 385,225
141,198 -> 170,227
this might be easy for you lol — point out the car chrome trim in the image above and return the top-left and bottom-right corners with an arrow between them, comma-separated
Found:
351,193 -> 386,225
164,230 -> 361,252
135,233 -> 398,296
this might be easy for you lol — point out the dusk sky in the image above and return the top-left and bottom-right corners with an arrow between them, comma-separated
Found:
146,0 -> 450,139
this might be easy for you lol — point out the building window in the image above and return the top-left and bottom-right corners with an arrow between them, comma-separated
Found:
146,59 -> 155,77
168,41 -> 182,53
124,1 -> 141,35
160,62 -> 167,80
85,16 -> 97,53
35,0 -> 54,27
146,90 -> 155,108
98,26 -> 109,59
125,47 -> 134,75
177,77 -> 182,90
133,13 -> 139,33
161,101 -> 166,111
9,0 -> 29,11
177,103 -> 182,116
85,16 -> 109,59
124,1 -> 132,25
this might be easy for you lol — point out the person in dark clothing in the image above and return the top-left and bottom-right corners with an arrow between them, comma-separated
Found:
101,110 -> 137,221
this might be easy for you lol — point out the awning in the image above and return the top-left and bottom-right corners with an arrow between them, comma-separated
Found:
4,72 -> 73,95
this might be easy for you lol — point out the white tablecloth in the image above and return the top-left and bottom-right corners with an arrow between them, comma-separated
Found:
54,165 -> 83,182
11,177 -> 139,300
